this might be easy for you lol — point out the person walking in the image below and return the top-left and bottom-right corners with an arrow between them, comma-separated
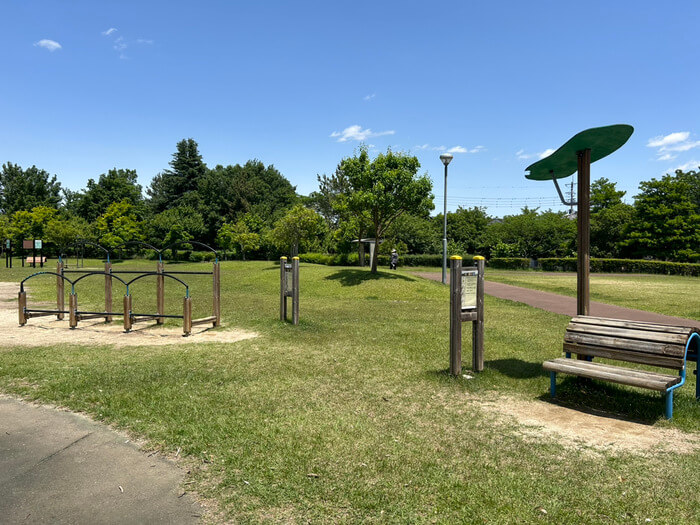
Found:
390,249 -> 398,270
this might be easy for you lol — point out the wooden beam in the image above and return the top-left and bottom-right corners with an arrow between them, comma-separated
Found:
57,261 -> 64,320
576,148 -> 591,316
449,256 -> 462,376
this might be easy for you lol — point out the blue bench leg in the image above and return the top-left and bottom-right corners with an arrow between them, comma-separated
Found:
550,372 -> 556,398
665,390 -> 673,420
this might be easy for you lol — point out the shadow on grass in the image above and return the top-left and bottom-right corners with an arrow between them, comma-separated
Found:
324,269 -> 414,287
486,358 -> 548,379
538,376 -> 664,423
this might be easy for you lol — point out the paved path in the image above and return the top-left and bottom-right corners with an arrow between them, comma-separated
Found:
0,396 -> 202,524
412,272 -> 700,329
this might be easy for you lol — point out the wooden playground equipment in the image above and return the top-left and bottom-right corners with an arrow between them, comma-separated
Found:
18,240 -> 221,336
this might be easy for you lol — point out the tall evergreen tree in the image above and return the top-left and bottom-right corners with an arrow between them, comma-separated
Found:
74,168 -> 143,221
0,162 -> 62,214
147,139 -> 207,213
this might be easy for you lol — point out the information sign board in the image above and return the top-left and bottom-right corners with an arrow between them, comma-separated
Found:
34,239 -> 43,250
23,240 -> 33,250
5,239 -> 10,249
461,270 -> 478,309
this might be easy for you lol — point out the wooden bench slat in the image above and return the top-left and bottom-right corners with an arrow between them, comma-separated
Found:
564,331 -> 686,357
543,358 -> 681,391
563,342 -> 685,369
571,316 -> 696,336
566,322 -> 689,345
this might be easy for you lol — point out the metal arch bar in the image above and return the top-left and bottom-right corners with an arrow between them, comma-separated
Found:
20,271 -> 75,292
75,240 -> 111,262
72,271 -> 128,288
112,241 -> 163,262
126,271 -> 190,297
552,177 -> 577,206
162,240 -> 218,261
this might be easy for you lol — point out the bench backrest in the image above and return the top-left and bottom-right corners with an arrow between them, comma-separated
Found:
564,316 -> 699,371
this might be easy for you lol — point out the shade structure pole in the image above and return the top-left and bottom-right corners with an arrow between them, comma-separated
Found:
576,148 -> 591,316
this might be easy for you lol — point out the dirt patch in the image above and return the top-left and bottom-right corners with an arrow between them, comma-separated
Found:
475,394 -> 700,455
1,282 -> 257,348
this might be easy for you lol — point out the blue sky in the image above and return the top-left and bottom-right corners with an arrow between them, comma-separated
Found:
2,1 -> 699,216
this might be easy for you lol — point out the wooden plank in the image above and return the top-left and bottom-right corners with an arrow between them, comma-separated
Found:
543,358 -> 680,391
576,148 -> 591,317
473,257 -> 485,372
183,297 -> 192,335
25,311 -> 57,319
563,343 -> 684,369
69,294 -> 77,329
566,322 -> 688,345
547,356 -> 681,382
18,290 -> 27,326
564,332 -> 685,357
123,295 -> 132,332
571,316 -> 695,336
191,315 -> 216,326
77,313 -> 110,321
449,257 -> 462,376
461,311 -> 478,322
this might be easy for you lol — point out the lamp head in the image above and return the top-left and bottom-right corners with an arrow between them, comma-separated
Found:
440,153 -> 453,166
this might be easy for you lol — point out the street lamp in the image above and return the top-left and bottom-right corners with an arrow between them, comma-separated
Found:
439,153 -> 453,285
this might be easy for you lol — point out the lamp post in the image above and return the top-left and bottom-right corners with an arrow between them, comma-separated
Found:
439,153 -> 453,285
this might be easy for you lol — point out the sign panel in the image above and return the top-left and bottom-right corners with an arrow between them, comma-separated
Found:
461,270 -> 478,310
5,239 -> 10,249
34,239 -> 43,250
23,239 -> 33,250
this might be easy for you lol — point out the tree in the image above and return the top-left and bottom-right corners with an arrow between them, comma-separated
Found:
624,171 -> 700,261
94,200 -> 144,249
590,203 -> 634,258
217,217 -> 261,260
269,205 -> 324,257
44,215 -> 91,253
590,177 -> 626,212
340,147 -> 434,272
148,139 -> 208,213
443,206 -> 491,255
73,168 -> 143,222
147,205 -> 205,258
0,163 -> 62,214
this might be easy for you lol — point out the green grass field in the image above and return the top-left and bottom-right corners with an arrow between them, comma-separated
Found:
1,260 -> 699,523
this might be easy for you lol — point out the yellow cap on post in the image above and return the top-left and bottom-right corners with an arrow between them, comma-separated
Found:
450,255 -> 462,260
473,255 -> 485,261
280,256 -> 287,260
292,257 -> 299,260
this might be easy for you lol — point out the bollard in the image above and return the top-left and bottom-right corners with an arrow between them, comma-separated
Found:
105,261 -> 113,322
18,290 -> 27,326
183,296 -> 192,336
213,261 -> 221,327
57,261 -> 65,320
123,295 -> 132,332
69,294 -> 78,329
449,256 -> 462,376
156,261 -> 164,325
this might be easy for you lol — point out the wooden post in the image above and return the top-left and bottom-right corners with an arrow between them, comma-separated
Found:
105,261 -> 113,322
18,290 -> 27,326
292,257 -> 300,325
123,295 -> 132,332
57,261 -> 64,320
280,257 -> 287,321
473,256 -> 485,372
577,148 -> 591,316
183,296 -> 192,336
69,294 -> 78,329
156,261 -> 164,325
213,261 -> 221,327
449,256 -> 462,376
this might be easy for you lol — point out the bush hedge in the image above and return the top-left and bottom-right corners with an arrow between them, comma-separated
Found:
488,258 -> 530,270
298,253 -> 476,268
537,257 -> 700,276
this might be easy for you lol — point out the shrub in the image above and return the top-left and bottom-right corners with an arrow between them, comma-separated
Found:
488,258 -> 530,270
537,258 -> 700,276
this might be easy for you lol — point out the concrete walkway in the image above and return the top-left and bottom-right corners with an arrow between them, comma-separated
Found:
0,396 -> 202,524
412,272 -> 700,329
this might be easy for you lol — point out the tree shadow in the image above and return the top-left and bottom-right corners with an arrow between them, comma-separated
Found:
486,358 -> 548,379
324,269 -> 414,287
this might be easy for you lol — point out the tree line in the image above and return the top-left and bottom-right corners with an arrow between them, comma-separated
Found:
1,139 -> 698,268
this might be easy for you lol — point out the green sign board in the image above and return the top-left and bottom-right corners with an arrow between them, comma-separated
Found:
5,239 -> 9,250
34,239 -> 42,250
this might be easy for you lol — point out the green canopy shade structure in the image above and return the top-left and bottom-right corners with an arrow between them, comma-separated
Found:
524,124 -> 634,316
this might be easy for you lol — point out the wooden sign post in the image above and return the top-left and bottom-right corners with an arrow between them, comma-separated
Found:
449,255 -> 485,376
280,256 -> 299,325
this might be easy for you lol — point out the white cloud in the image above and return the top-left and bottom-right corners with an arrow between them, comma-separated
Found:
136,39 -> 154,45
415,144 -> 430,150
674,160 -> 700,172
113,37 -> 127,51
539,148 -> 556,159
363,93 -> 376,101
647,131 -> 700,162
647,132 -> 689,149
330,125 -> 395,143
102,28 -> 118,36
34,39 -> 62,52
469,145 -> 485,153
448,146 -> 468,154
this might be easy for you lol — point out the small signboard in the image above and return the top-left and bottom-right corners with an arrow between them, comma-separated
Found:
34,239 -> 43,250
461,269 -> 478,310
23,240 -> 33,250
5,239 -> 10,250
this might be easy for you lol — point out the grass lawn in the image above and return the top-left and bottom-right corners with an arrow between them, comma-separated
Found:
1,260 -> 699,523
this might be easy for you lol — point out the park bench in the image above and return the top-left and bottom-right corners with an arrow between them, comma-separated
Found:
25,257 -> 47,264
544,316 -> 699,419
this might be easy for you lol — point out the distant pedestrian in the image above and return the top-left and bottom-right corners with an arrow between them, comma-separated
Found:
390,249 -> 398,270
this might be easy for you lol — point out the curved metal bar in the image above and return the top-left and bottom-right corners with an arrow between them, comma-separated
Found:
75,240 -> 111,262
112,241 -> 162,262
552,177 -> 577,207
72,271 -> 128,288
163,240 -> 218,261
126,271 -> 190,297
20,271 -> 74,292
